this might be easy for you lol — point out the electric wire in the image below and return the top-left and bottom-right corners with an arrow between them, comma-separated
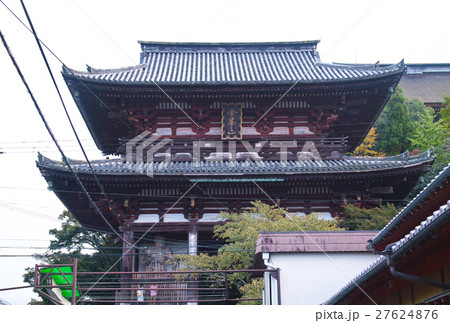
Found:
19,0 -> 133,244
0,0 -> 135,134
0,26 -> 133,248
1,0 -> 232,252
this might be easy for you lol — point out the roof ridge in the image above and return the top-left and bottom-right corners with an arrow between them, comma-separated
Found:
138,40 -> 320,47
316,60 -> 405,71
344,148 -> 433,161
63,64 -> 146,75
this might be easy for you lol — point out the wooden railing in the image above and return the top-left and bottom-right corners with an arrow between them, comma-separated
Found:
34,259 -> 278,305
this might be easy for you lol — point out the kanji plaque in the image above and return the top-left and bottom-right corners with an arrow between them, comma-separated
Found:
221,103 -> 243,140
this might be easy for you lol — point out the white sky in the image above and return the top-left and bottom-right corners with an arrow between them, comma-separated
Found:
0,0 -> 449,305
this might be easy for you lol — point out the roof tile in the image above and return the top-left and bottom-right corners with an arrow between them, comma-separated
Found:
63,42 -> 405,85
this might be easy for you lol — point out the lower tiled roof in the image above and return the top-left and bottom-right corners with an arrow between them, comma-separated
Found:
37,150 -> 433,176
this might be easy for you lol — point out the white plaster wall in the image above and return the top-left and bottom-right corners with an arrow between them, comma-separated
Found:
269,252 -> 379,305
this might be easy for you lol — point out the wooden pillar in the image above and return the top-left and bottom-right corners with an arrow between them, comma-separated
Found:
187,220 -> 199,305
121,225 -> 134,272
184,195 -> 203,305
119,223 -> 134,304
184,197 -> 203,256
188,222 -> 198,256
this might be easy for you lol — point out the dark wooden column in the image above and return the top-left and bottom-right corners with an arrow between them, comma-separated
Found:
188,221 -> 198,256
119,222 -> 134,304
120,223 -> 134,272
183,197 -> 204,304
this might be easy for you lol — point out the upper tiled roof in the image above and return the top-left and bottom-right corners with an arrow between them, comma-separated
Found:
323,199 -> 450,305
62,41 -> 405,85
37,150 -> 433,176
256,231 -> 377,254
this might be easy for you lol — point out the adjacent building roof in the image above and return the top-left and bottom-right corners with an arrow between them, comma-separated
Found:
37,150 -> 433,177
62,41 -> 405,86
255,231 -> 378,254
399,63 -> 450,104
369,163 -> 450,251
323,199 -> 450,305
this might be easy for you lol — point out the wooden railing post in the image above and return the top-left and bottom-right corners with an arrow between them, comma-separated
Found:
71,258 -> 78,305
33,264 -> 39,293
224,272 -> 229,304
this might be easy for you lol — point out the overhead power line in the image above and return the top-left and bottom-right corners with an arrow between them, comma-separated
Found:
0,0 -> 134,133
18,0 -> 129,241
0,23 -> 132,247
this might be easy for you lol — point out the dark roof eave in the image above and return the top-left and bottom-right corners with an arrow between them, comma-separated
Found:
370,163 -> 450,249
61,66 -> 405,89
36,150 -> 435,178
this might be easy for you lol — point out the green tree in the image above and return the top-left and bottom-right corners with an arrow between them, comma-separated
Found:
178,201 -> 343,304
23,211 -> 120,303
406,98 -> 435,124
410,109 -> 446,154
375,87 -> 413,155
339,204 -> 398,230
441,95 -> 450,131
405,101 -> 450,201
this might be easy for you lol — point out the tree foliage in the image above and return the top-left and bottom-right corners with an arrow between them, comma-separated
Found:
441,95 -> 450,131
351,127 -> 385,157
406,97 -> 435,124
410,108 -> 446,154
23,211 -> 120,303
178,201 -> 342,304
339,204 -> 398,230
375,87 -> 413,155
404,97 -> 450,201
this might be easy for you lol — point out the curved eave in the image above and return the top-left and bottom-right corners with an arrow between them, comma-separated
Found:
61,63 -> 405,88
36,151 -> 434,178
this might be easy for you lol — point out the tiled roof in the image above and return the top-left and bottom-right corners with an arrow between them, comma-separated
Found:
62,41 -> 405,85
370,163 -> 450,249
0,298 -> 9,305
405,63 -> 450,74
400,72 -> 450,103
255,231 -> 378,254
323,199 -> 450,305
37,150 -> 433,176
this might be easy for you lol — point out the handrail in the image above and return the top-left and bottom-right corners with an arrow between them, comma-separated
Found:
33,259 -> 277,305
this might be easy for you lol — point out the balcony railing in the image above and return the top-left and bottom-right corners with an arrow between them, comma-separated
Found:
34,259 -> 278,305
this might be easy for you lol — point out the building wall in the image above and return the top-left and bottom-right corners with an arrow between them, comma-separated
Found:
269,252 -> 379,305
